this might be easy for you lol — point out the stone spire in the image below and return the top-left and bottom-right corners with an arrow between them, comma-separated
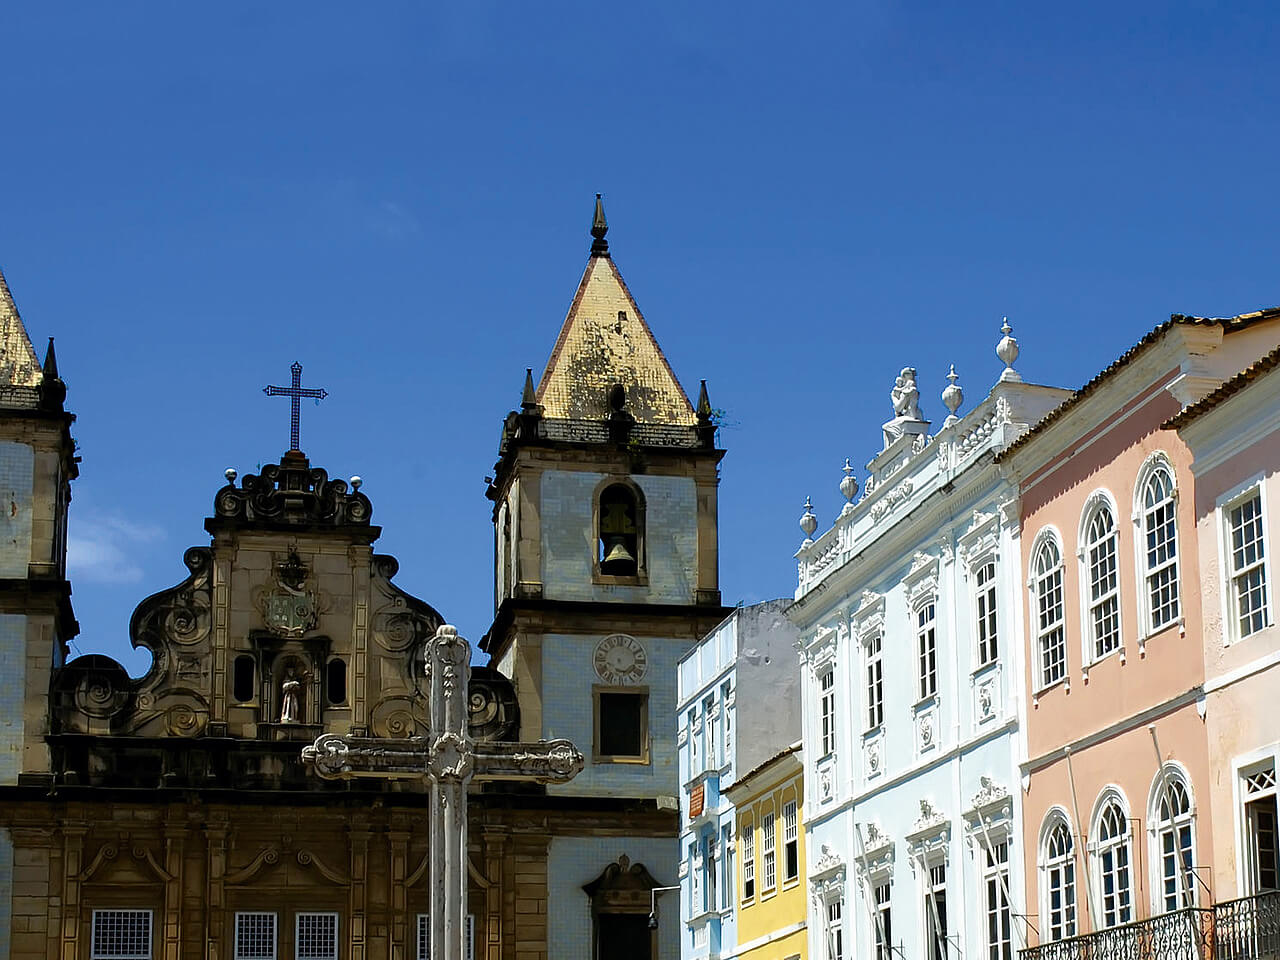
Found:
0,267 -> 44,390
590,193 -> 609,257
39,338 -> 66,411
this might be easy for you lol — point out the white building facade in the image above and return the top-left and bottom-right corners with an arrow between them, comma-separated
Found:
790,329 -> 1070,960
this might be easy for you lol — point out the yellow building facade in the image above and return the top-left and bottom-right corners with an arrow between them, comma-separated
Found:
725,745 -> 806,960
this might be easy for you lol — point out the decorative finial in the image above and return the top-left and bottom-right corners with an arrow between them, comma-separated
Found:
942,364 -> 963,425
225,468 -> 237,484
521,368 -> 539,413
590,193 -> 609,256
38,337 -> 66,410
349,476 -> 362,491
839,459 -> 858,511
696,379 -> 713,423
800,496 -> 818,540
997,318 -> 1021,382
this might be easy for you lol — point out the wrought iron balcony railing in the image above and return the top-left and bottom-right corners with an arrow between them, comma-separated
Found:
1020,892 -> 1280,960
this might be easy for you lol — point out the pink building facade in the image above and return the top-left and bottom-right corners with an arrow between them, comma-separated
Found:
1000,311 -> 1280,952
1165,347 -> 1280,909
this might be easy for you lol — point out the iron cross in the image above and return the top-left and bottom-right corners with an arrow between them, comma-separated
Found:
263,361 -> 328,452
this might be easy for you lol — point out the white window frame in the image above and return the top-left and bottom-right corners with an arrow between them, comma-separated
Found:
922,861 -> 949,960
1039,809 -> 1078,942
824,895 -> 844,960
416,914 -> 430,960
294,912 -> 339,960
819,667 -> 837,758
703,694 -> 717,768
762,809 -> 777,893
783,799 -> 799,884
234,912 -> 278,960
865,632 -> 885,731
1219,477 -> 1273,644
721,823 -> 734,910
90,909 -> 153,960
741,818 -> 756,902
982,838 -> 1013,960
1092,791 -> 1134,928
872,881 -> 893,960
916,599 -> 938,702
1147,763 -> 1198,913
1079,492 -> 1123,669
721,681 -> 733,762
1133,453 -> 1181,640
1030,529 -> 1067,692
1235,751 -> 1279,895
974,557 -> 999,669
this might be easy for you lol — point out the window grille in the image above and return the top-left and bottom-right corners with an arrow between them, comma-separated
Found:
917,602 -> 938,700
465,915 -> 475,960
1242,761 -> 1279,894
783,801 -> 799,881
983,840 -> 1012,960
1228,492 -> 1270,638
1142,467 -> 1180,631
866,634 -> 884,730
294,913 -> 338,960
91,910 -> 152,960
762,811 -> 777,891
1096,801 -> 1133,927
742,822 -> 755,900
1043,818 -> 1077,940
416,914 -> 429,960
1085,504 -> 1121,660
873,883 -> 892,960
234,913 -> 277,960
1155,774 -> 1196,911
975,560 -> 999,666
1034,538 -> 1066,688
820,669 -> 837,756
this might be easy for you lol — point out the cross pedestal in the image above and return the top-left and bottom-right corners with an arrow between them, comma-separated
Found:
302,625 -> 585,959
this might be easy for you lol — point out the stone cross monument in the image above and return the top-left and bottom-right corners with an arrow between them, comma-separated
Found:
302,625 -> 585,959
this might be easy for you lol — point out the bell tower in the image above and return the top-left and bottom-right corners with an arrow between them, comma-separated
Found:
0,268 -> 77,785
480,197 -> 729,956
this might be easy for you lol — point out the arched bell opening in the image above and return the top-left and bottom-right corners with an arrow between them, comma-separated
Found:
596,481 -> 645,580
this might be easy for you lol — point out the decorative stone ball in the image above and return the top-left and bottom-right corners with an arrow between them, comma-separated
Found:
224,468 -> 237,484
350,476 -> 362,491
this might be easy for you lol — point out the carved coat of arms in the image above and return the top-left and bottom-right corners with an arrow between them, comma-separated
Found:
258,550 -> 319,637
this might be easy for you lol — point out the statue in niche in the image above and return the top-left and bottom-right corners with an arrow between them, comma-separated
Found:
882,367 -> 928,449
280,668 -> 305,724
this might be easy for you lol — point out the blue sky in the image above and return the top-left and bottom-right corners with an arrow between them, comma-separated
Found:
2,3 -> 1277,673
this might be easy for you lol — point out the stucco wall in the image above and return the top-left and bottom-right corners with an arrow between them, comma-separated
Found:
0,442 -> 34,578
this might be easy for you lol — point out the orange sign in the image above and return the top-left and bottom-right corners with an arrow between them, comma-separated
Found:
689,783 -> 705,819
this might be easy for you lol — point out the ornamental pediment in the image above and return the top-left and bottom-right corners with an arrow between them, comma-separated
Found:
852,591 -> 885,641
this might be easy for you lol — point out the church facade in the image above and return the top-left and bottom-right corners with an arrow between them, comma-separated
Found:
0,198 -> 726,960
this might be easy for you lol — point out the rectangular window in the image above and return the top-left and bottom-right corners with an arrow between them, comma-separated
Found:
705,833 -> 718,912
1244,762 -> 1279,894
721,681 -> 733,759
1143,471 -> 1180,631
762,811 -> 777,891
235,913 -> 277,960
825,899 -> 844,960
596,689 -> 649,761
975,560 -> 999,667
820,669 -> 837,757
873,883 -> 893,960
983,841 -> 1012,960
917,602 -> 938,700
925,864 -> 949,960
689,707 -> 699,767
866,634 -> 884,730
91,910 -> 152,960
741,821 -> 755,901
1037,559 -> 1066,688
1087,509 -> 1122,660
416,914 -> 429,960
295,913 -> 338,960
722,824 -> 734,910
783,800 -> 799,882
704,695 -> 717,767
1228,491 -> 1270,639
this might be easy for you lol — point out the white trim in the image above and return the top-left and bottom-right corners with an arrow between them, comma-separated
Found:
1204,646 -> 1280,694
1077,489 -> 1124,673
1132,452 -> 1183,645
1145,762 -> 1198,913
1232,744 -> 1280,895
1037,806 -> 1079,942
718,919 -> 808,959
1090,787 -> 1135,928
1029,527 -> 1068,694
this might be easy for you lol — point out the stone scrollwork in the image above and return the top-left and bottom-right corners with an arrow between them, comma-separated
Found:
428,732 -> 473,783
371,696 -> 423,739
473,739 -> 586,784
131,547 -> 213,657
213,454 -> 372,528
370,555 -> 445,655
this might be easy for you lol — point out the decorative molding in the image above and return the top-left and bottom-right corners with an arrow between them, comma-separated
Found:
906,799 -> 951,866
296,848 -> 350,886
852,592 -> 886,642
225,846 -> 282,885
904,552 -> 939,607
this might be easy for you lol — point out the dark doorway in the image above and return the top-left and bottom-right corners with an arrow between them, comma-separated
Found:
596,912 -> 651,960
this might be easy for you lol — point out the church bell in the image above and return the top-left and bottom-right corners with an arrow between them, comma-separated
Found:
601,536 -> 637,573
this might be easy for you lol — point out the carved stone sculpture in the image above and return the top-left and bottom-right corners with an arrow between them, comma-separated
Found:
882,367 -> 930,449
280,671 -> 304,723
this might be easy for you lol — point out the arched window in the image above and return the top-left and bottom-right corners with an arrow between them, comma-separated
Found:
1040,813 -> 1077,940
1095,797 -> 1134,927
598,483 -> 640,577
233,655 -> 256,703
1140,462 -> 1180,633
1150,767 -> 1197,911
1083,499 -> 1121,662
1033,533 -> 1066,689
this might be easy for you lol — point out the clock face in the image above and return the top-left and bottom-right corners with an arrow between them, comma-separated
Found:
593,634 -> 648,684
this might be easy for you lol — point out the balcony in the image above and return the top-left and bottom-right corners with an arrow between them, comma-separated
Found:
1019,892 -> 1280,960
